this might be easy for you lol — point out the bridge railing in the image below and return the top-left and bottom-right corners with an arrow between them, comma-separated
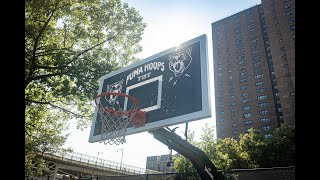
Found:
47,150 -> 146,174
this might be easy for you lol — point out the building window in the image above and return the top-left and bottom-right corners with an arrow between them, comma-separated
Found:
230,102 -> 235,106
249,33 -> 257,39
230,109 -> 236,116
248,28 -> 255,33
286,11 -> 292,16
220,125 -> 224,130
244,120 -> 253,125
254,74 -> 264,79
255,81 -> 265,86
251,44 -> 258,50
236,43 -> 244,48
240,78 -> 247,83
288,17 -> 295,23
243,113 -> 252,118
265,134 -> 272,138
240,71 -> 248,76
241,92 -> 248,97
239,66 -> 247,71
260,117 -> 271,123
256,88 -> 267,93
259,102 -> 268,107
254,68 -> 263,74
262,125 -> 272,131
237,49 -> 244,53
243,105 -> 251,111
253,61 -> 262,67
219,118 -> 224,123
260,110 -> 269,115
232,123 -> 237,127
252,55 -> 260,61
237,54 -> 245,60
242,98 -> 251,103
257,95 -> 267,100
235,37 -> 242,43
240,85 -> 248,90
290,25 -> 295,31
250,39 -> 258,44
235,28 -> 241,33
238,60 -> 245,65
247,18 -> 254,24
248,24 -> 254,29
284,4 -> 290,9
232,130 -> 238,135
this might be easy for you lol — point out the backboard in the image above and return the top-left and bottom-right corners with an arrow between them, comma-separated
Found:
89,34 -> 211,143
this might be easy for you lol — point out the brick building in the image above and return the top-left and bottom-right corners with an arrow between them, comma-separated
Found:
212,0 -> 295,139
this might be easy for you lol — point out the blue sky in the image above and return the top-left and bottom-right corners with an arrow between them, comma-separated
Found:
64,0 -> 262,169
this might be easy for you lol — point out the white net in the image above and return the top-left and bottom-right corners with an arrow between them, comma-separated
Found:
96,93 -> 139,145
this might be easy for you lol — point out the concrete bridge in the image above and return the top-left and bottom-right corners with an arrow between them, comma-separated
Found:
36,150 -> 151,179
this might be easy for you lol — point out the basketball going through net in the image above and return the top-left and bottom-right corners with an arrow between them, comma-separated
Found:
95,92 -> 146,145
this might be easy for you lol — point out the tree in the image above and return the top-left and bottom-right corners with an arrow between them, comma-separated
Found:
25,0 -> 146,178
173,130 -> 198,176
173,123 -> 295,176
238,128 -> 267,168
262,123 -> 295,167
199,124 -> 250,170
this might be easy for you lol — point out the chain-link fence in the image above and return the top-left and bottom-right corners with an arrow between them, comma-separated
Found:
221,166 -> 295,180
98,166 -> 295,180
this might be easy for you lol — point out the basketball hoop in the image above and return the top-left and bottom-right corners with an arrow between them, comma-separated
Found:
95,92 -> 146,145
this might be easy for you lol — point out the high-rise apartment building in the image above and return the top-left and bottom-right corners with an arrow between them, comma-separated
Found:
212,0 -> 295,139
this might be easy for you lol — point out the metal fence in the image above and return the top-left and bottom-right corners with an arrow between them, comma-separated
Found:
221,166 -> 295,180
46,150 -> 146,174
98,166 -> 295,180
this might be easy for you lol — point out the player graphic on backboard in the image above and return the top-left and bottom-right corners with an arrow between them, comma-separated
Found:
168,47 -> 192,85
105,79 -> 124,109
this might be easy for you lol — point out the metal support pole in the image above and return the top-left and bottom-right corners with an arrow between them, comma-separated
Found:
52,165 -> 58,180
96,152 -> 103,165
117,148 -> 124,170
150,128 -> 225,180
185,122 -> 189,141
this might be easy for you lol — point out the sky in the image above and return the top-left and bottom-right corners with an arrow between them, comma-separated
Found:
63,0 -> 262,169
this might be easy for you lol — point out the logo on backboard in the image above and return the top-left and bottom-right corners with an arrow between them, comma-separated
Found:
105,79 -> 124,106
168,47 -> 192,85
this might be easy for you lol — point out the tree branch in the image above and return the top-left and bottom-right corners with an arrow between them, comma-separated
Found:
25,73 -> 61,86
30,3 -> 59,73
63,33 -> 120,68
25,99 -> 90,118
27,2 -> 60,89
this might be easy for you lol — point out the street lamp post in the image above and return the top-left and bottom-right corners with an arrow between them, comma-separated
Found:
117,148 -> 124,170
96,152 -> 103,165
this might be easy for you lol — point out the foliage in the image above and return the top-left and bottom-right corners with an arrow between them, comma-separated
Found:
260,123 -> 295,167
25,0 -> 146,178
238,128 -> 267,168
173,123 -> 295,174
200,124 -> 252,170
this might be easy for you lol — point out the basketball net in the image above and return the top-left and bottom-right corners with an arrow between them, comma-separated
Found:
95,92 -> 146,145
